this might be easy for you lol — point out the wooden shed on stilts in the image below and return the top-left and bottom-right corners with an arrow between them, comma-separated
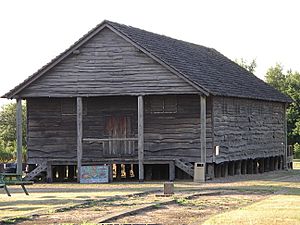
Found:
2,20 -> 292,182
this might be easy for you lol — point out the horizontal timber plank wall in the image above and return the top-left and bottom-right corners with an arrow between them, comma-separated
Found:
27,95 -> 212,164
144,95 -> 212,162
19,28 -> 198,97
213,96 -> 285,163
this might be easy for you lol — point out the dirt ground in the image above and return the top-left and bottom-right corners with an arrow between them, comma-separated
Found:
1,170 -> 300,225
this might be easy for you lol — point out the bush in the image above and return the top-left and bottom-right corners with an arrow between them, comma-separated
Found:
294,143 -> 300,159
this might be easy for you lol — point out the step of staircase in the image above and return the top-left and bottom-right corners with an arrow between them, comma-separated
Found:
175,159 -> 194,177
24,162 -> 47,181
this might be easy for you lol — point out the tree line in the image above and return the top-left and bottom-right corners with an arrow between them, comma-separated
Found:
0,60 -> 299,162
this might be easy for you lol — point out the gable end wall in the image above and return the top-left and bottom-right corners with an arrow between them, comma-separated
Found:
19,28 -> 198,97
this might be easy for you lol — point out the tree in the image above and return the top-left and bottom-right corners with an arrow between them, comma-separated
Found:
265,64 -> 287,93
0,102 -> 27,162
235,58 -> 257,73
265,65 -> 300,157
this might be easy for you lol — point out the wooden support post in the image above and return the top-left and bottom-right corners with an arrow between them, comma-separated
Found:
235,160 -> 241,175
259,158 -> 264,173
253,159 -> 259,174
214,164 -> 221,178
274,156 -> 279,170
138,96 -> 144,181
283,103 -> 288,169
133,164 -> 139,179
46,162 -> 52,183
228,162 -> 235,176
169,162 -> 175,181
68,165 -> 75,181
16,99 -> 23,175
280,155 -> 284,170
270,157 -> 274,171
116,164 -> 122,180
57,166 -> 65,181
221,162 -> 228,177
264,157 -> 270,172
109,164 -> 113,182
125,164 -> 131,179
247,159 -> 253,174
241,160 -> 247,174
77,97 -> 83,183
200,96 -> 206,164
207,163 -> 215,179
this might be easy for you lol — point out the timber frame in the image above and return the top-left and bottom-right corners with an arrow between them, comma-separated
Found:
5,20 -> 292,182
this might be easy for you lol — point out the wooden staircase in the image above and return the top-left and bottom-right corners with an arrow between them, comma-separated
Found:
24,162 -> 47,181
175,159 -> 194,177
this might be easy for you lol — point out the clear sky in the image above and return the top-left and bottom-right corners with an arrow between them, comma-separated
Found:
0,0 -> 299,106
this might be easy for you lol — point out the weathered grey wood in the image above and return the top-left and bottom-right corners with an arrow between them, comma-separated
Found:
235,160 -> 241,175
27,95 -> 213,164
259,158 -> 265,173
247,159 -> 253,174
213,96 -> 286,163
228,162 -> 235,176
19,28 -> 198,98
16,99 -> 23,175
207,163 -> 214,179
283,103 -> 288,169
138,96 -> 144,181
169,161 -> 175,181
276,156 -> 281,170
200,96 -> 206,164
109,164 -> 113,182
116,164 -> 122,180
76,97 -> 83,182
46,162 -> 52,183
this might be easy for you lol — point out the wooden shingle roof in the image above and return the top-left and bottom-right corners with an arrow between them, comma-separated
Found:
3,20 -> 292,102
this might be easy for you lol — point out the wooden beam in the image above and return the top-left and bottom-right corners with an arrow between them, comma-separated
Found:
283,103 -> 288,169
46,162 -> 52,183
16,99 -> 23,175
169,161 -> 175,181
138,96 -> 144,181
77,97 -> 83,182
200,96 -> 206,164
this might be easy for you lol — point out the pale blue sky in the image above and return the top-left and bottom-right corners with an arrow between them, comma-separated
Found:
1,0 -> 299,106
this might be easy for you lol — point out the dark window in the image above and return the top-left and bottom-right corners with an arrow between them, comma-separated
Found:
148,96 -> 177,114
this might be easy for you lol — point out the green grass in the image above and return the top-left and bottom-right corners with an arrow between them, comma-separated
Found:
1,171 -> 300,224
203,171 -> 300,225
294,162 -> 300,169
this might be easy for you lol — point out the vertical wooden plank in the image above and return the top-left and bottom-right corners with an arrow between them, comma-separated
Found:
138,96 -> 144,181
283,103 -> 288,169
46,162 -> 52,183
109,164 -> 113,182
200,96 -> 206,164
169,161 -> 175,181
77,97 -> 83,183
16,98 -> 23,175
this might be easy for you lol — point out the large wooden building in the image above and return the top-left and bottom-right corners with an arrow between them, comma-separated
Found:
2,20 -> 292,182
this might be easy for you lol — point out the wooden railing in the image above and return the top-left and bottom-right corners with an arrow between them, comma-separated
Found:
83,138 -> 138,156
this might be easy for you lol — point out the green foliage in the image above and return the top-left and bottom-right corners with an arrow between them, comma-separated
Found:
294,143 -> 300,159
0,102 -> 27,162
265,64 -> 300,146
235,58 -> 257,73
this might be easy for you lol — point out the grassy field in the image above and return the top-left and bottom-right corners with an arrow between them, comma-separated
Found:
0,170 -> 300,224
294,161 -> 300,169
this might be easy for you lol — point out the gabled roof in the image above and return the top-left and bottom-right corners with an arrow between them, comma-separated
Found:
2,20 -> 292,103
